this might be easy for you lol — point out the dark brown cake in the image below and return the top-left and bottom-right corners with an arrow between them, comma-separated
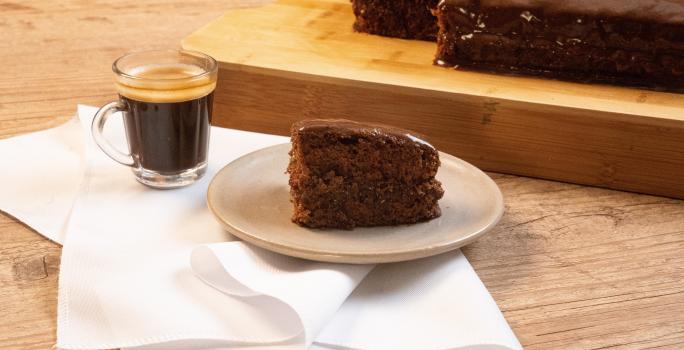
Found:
434,0 -> 684,90
350,0 -> 684,91
287,119 -> 444,229
351,0 -> 440,41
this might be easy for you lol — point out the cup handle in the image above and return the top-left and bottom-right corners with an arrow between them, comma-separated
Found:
91,101 -> 135,167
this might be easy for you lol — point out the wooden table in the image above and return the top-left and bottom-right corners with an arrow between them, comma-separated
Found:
1,1 -> 683,349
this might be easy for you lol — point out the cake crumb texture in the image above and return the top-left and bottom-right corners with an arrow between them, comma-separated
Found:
351,0 -> 440,41
287,119 -> 444,229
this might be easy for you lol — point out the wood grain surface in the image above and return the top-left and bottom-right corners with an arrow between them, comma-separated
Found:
1,1 -> 683,350
182,0 -> 684,199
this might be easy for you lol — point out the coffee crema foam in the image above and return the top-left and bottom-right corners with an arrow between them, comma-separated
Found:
115,63 -> 217,103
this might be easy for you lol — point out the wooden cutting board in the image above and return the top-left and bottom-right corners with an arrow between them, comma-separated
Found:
182,0 -> 684,199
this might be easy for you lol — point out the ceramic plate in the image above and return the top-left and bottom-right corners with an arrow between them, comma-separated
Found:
207,143 -> 504,264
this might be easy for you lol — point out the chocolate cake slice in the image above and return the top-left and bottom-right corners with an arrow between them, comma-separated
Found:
351,0 -> 440,40
434,0 -> 684,91
287,119 -> 444,229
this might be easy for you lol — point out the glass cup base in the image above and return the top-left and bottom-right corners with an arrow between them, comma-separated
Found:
132,162 -> 207,189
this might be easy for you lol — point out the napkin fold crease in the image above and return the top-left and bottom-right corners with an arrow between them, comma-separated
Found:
190,243 -> 374,348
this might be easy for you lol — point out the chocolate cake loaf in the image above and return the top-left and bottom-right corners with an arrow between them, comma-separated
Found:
434,0 -> 684,90
350,0 -> 684,90
287,119 -> 444,229
351,0 -> 440,40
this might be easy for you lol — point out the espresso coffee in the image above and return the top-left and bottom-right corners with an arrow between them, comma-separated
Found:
121,93 -> 212,173
115,63 -> 216,174
93,50 -> 218,188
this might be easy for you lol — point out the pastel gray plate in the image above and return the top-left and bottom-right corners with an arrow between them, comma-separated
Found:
207,143 -> 504,264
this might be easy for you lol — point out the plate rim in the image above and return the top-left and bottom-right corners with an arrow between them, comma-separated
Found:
207,143 -> 504,264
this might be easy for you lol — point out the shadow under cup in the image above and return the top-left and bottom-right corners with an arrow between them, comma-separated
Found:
93,50 -> 218,189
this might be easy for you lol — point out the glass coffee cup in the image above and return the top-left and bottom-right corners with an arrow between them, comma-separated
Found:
92,49 -> 218,189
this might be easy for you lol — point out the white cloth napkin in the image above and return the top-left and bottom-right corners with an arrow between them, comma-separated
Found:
0,118 -> 85,244
0,105 -> 522,350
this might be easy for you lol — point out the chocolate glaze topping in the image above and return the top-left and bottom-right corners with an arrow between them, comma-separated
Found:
443,0 -> 684,24
293,119 -> 435,150
434,0 -> 684,91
